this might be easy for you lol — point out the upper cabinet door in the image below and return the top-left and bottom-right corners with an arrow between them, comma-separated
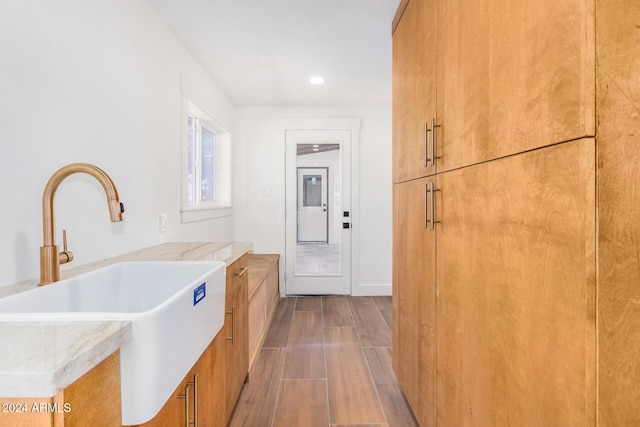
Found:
393,0 -> 438,183
437,0 -> 595,172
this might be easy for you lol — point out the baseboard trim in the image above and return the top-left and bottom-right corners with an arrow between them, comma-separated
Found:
353,283 -> 392,296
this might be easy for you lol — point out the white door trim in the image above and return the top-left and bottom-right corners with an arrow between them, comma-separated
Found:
280,117 -> 361,296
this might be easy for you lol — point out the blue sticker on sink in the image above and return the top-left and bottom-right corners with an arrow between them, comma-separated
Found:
194,282 -> 206,306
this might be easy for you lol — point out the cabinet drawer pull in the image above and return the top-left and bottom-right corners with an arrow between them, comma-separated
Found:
426,181 -> 441,230
226,306 -> 236,345
235,267 -> 249,277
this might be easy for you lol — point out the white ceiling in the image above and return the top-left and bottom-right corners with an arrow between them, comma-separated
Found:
144,0 -> 401,105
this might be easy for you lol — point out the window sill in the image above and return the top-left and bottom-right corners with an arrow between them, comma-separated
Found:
180,206 -> 233,223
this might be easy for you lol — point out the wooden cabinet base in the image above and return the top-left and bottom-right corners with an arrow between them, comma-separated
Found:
0,351 -> 121,427
247,254 -> 280,373
136,335 -> 226,427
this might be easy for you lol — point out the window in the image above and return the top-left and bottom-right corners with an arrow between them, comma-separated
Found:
187,111 -> 217,205
181,98 -> 231,222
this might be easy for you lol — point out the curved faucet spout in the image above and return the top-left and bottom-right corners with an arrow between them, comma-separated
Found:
40,163 -> 124,285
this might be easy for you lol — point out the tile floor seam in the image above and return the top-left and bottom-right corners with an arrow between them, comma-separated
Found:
321,296 -> 333,427
346,297 -> 391,427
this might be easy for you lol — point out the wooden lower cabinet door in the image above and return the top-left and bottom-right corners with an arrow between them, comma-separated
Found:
0,351 -> 121,427
137,367 -> 196,427
225,254 -> 249,419
196,334 -> 227,426
392,177 -> 436,425
435,139 -> 596,426
138,336 -> 225,427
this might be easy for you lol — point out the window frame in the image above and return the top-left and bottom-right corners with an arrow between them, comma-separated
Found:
180,95 -> 232,223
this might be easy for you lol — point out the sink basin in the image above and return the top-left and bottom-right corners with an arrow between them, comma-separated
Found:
0,261 -> 226,425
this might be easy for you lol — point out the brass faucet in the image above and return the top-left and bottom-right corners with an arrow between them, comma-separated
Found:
39,163 -> 124,286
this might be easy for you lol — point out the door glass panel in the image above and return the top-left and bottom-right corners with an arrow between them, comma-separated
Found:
295,143 -> 341,276
303,175 -> 322,206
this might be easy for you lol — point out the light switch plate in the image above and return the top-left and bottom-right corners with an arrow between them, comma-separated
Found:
159,213 -> 167,233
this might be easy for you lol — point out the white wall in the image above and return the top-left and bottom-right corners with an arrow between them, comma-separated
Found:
0,0 -> 234,287
233,106 -> 392,296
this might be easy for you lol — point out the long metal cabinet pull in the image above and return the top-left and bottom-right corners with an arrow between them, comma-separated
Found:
178,374 -> 198,426
425,181 -> 441,230
426,117 -> 441,166
424,122 -> 429,167
226,306 -> 236,345
235,266 -> 249,277
424,184 -> 428,229
192,374 -> 198,426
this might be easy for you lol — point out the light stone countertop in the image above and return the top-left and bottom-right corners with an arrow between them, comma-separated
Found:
0,241 -> 252,398
0,321 -> 131,397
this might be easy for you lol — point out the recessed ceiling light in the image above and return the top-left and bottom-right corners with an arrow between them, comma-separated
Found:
310,76 -> 325,85
313,144 -> 319,148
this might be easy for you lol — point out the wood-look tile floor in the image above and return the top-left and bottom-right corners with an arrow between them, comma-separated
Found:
229,296 -> 418,427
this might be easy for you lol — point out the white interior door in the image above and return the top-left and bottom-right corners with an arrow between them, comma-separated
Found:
297,167 -> 328,243
285,129 -> 352,295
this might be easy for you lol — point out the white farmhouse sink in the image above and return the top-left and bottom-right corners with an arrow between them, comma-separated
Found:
0,261 -> 226,425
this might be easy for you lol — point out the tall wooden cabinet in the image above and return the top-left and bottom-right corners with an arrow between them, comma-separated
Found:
393,0 -> 640,425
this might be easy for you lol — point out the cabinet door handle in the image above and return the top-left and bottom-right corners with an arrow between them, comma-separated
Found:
192,374 -> 198,427
235,267 -> 249,277
424,122 -> 429,167
424,184 -> 428,229
177,384 -> 190,427
178,375 -> 198,426
426,117 -> 441,166
426,181 -> 441,230
226,306 -> 236,345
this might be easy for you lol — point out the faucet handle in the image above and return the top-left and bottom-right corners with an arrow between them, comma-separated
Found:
59,229 -> 74,264
62,229 -> 68,252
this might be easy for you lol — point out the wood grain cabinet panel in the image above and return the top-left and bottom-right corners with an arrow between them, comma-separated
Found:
392,0 -> 438,183
138,335 -> 226,427
393,0 -> 640,424
392,177 -> 436,426
195,334 -> 227,427
247,254 -> 280,373
436,139 -> 595,426
225,254 -> 249,419
437,0 -> 595,172
596,0 -> 640,423
0,351 -> 121,427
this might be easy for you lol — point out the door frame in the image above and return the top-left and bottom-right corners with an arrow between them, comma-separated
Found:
281,117 -> 361,296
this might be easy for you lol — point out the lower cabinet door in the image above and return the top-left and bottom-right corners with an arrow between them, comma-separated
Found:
393,176 -> 436,426
436,138 -> 596,425
138,336 -> 225,427
138,367 -> 196,427
196,333 -> 227,427
225,254 -> 249,419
